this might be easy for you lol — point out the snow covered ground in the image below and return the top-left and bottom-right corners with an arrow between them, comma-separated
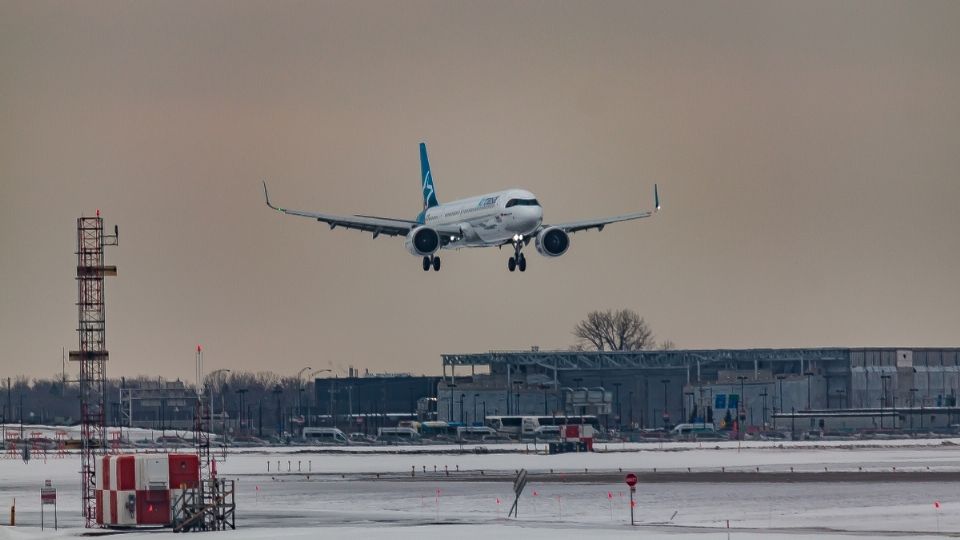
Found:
2,440 -> 959,538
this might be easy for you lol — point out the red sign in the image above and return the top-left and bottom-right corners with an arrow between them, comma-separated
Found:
624,473 -> 638,487
40,487 -> 56,504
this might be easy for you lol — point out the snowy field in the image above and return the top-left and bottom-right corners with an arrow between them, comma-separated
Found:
3,440 -> 960,539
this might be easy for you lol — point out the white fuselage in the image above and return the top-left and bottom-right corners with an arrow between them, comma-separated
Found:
422,189 -> 543,248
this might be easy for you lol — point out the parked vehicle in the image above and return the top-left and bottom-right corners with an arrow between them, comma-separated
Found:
302,427 -> 349,445
671,423 -> 723,440
377,426 -> 420,443
456,426 -> 498,441
420,421 -> 459,440
532,425 -> 561,440
348,432 -> 376,444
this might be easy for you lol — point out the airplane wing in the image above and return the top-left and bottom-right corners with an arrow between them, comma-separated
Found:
262,182 -> 460,239
546,184 -> 659,234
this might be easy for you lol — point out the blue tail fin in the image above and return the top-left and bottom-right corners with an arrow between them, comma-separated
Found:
420,142 -> 439,210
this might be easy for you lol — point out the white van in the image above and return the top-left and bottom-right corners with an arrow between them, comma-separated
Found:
670,423 -> 720,438
377,427 -> 421,443
302,427 -> 348,445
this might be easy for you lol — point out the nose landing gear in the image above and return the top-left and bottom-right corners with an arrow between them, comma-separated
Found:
507,235 -> 527,272
422,255 -> 441,272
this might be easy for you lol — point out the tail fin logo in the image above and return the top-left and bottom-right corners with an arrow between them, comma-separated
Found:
423,170 -> 435,210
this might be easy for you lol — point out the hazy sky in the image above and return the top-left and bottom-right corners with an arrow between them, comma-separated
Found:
2,1 -> 959,381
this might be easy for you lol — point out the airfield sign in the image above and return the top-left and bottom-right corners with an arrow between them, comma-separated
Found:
40,479 -> 57,530
508,469 -> 529,518
624,473 -> 637,525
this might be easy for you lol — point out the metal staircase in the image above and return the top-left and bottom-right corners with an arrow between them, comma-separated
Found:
172,478 -> 235,532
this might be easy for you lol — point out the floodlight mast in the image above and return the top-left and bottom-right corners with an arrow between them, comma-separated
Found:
69,214 -> 118,527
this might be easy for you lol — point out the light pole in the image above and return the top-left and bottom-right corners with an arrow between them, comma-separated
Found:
235,388 -> 248,434
776,375 -> 786,412
804,371 -> 814,410
297,367 -> 313,427
880,374 -> 891,429
660,379 -> 670,429
473,393 -> 479,425
759,389 -> 768,428
613,383 -> 623,429
308,369 -> 332,428
448,382 -> 457,422
206,368 -> 230,446
684,392 -> 694,424
513,381 -> 523,416
776,375 -> 786,430
298,387 -> 304,433
737,375 -> 748,438
272,384 -> 283,438
909,387 -> 918,430
698,385 -> 705,424
824,374 -> 832,409
459,393 -> 465,424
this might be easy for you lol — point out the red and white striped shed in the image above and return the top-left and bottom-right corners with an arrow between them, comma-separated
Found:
95,453 -> 199,527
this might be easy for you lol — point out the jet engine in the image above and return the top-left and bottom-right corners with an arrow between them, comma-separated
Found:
405,226 -> 441,256
535,227 -> 570,257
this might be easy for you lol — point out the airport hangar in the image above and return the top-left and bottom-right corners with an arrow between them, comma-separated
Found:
433,347 -> 960,432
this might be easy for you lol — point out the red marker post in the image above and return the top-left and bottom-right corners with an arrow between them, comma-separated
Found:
625,473 -> 638,526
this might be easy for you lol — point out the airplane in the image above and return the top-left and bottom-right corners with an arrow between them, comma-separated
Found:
262,143 -> 659,273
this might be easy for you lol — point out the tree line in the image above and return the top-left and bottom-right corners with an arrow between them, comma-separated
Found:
0,371 -> 317,427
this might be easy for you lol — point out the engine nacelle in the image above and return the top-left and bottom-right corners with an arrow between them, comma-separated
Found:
535,227 -> 570,257
405,226 -> 441,256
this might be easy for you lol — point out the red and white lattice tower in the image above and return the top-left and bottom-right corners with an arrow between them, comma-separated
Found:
30,431 -> 46,461
68,213 -> 118,527
5,431 -> 19,459
55,430 -> 68,458
194,345 -> 213,483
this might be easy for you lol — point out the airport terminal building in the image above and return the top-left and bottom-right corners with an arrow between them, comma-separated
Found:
438,347 -> 960,433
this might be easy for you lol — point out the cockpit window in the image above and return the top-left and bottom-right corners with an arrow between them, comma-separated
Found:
505,198 -> 540,208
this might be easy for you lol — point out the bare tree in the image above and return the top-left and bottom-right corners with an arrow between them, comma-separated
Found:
572,309 -> 656,351
658,340 -> 677,351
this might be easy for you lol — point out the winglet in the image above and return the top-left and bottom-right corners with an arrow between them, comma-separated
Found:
654,183 -> 660,211
262,180 -> 281,211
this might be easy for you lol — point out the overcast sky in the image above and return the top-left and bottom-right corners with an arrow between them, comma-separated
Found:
2,1 -> 959,382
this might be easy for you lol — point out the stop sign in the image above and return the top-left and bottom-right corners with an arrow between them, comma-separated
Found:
624,473 -> 638,487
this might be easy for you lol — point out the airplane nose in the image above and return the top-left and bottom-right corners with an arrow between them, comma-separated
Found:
523,206 -> 542,229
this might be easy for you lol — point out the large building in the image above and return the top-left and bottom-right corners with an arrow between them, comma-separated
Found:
438,348 -> 960,431
313,374 -> 441,432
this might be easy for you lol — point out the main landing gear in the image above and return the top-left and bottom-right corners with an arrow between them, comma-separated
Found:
422,255 -> 441,272
507,235 -> 527,272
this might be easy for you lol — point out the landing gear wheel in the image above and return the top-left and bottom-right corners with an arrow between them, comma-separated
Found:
508,257 -> 517,272
422,257 -> 431,271
518,254 -> 526,272
432,256 -> 441,271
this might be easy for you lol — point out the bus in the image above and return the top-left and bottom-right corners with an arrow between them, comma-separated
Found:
485,415 -> 601,437
420,421 -> 460,440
